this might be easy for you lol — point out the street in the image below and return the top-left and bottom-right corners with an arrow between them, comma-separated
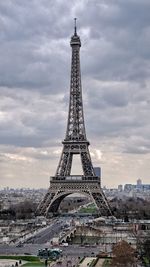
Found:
25,220 -> 65,244
0,243 -> 101,256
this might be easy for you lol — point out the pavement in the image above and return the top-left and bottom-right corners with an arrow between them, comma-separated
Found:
79,257 -> 96,267
0,259 -> 26,267
50,256 -> 79,267
95,258 -> 105,267
0,243 -> 100,256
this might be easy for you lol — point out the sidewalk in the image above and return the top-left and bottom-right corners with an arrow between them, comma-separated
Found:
95,258 -> 105,267
0,259 -> 26,267
79,257 -> 96,267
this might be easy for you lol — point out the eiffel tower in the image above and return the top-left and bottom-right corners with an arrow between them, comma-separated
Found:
36,19 -> 112,217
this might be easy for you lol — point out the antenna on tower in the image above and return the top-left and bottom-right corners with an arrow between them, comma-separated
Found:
74,18 -> 77,35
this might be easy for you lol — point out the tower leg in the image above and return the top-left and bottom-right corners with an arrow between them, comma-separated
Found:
36,182 -> 112,217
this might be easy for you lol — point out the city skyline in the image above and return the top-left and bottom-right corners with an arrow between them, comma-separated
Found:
0,1 -> 150,188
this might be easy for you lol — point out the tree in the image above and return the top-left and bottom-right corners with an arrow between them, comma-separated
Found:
10,200 -> 37,219
142,238 -> 150,261
111,240 -> 136,267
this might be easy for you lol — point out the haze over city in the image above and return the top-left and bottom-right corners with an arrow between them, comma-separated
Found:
0,0 -> 150,188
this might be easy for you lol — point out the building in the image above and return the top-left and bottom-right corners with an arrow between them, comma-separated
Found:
94,167 -> 101,186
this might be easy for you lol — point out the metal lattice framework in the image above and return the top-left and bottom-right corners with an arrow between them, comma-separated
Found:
36,20 -> 112,217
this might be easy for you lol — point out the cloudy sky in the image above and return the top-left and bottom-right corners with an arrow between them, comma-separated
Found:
0,0 -> 150,189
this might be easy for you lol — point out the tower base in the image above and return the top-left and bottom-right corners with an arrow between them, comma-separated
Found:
36,177 -> 112,217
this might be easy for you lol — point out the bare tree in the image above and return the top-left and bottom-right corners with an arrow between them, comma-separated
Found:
111,240 -> 136,267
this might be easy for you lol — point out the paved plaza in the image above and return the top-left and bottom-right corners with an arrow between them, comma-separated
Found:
0,260 -> 25,267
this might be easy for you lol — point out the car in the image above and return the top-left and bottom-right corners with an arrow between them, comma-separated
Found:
16,243 -> 23,247
60,242 -> 68,247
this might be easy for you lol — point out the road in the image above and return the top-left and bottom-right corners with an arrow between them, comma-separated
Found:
0,216 -> 110,257
0,243 -> 101,257
25,220 -> 65,244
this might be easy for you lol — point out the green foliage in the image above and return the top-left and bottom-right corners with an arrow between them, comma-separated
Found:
77,257 -> 96,267
89,258 -> 97,267
143,239 -> 150,260
22,262 -> 45,266
79,257 -> 85,263
102,259 -> 111,266
79,203 -> 97,213
143,257 -> 150,266
0,256 -> 49,267
0,256 -> 39,262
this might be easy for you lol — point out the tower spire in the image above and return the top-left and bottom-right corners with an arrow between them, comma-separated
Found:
74,18 -> 77,35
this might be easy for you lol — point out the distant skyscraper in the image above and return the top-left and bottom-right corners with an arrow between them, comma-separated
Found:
137,179 -> 142,186
94,167 -> 101,186
118,184 -> 123,192
94,167 -> 101,178
124,184 -> 135,192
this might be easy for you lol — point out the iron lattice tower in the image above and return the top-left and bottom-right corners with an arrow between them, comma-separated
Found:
37,20 -> 112,217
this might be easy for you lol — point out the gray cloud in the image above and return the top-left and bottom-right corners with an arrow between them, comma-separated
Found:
0,87 -> 67,147
79,1 -> 150,83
